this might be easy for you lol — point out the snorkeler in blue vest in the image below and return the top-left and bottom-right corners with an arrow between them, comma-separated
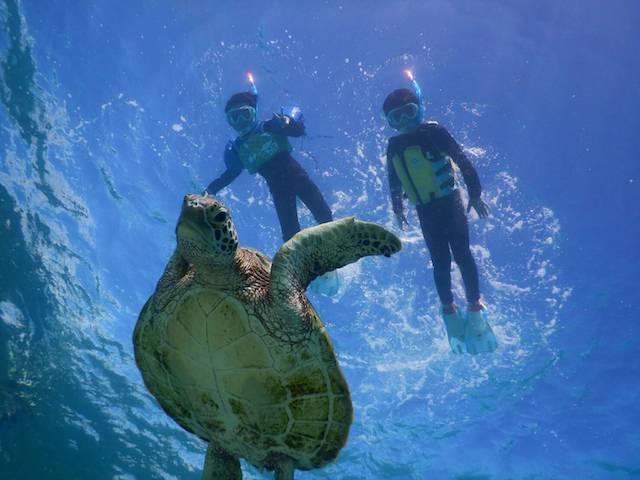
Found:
204,76 -> 338,294
383,71 -> 497,355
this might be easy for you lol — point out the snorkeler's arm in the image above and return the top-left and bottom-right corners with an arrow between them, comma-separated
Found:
439,126 -> 482,199
205,168 -> 241,195
437,125 -> 489,217
204,142 -> 243,195
386,142 -> 405,215
263,115 -> 306,137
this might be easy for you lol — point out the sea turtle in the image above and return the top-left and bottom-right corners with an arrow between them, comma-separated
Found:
133,194 -> 401,479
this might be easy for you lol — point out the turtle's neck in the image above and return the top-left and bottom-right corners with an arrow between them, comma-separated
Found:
193,249 -> 267,297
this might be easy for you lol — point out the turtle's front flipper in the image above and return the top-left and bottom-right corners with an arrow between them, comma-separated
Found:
203,443 -> 241,480
271,217 -> 401,293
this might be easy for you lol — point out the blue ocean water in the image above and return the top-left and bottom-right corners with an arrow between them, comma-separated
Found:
1,0 -> 638,478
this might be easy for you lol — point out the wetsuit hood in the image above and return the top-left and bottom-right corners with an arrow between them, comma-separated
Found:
384,88 -> 423,133
225,91 -> 257,112
383,88 -> 419,116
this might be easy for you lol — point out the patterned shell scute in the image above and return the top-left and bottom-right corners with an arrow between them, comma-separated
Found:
135,286 -> 352,471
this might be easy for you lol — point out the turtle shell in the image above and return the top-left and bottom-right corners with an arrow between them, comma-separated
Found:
134,287 -> 353,470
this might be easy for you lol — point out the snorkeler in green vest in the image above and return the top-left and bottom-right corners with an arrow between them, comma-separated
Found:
383,71 -> 497,354
205,74 -> 339,295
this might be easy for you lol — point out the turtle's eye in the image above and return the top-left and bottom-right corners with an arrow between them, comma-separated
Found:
213,211 -> 228,223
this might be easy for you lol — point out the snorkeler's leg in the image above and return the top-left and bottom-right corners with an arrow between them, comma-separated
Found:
417,204 -> 465,353
293,165 -> 333,224
448,197 -> 497,354
268,179 -> 300,242
448,197 -> 481,304
417,205 -> 454,304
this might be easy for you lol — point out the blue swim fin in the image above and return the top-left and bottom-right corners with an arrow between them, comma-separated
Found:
309,270 -> 340,297
464,308 -> 498,354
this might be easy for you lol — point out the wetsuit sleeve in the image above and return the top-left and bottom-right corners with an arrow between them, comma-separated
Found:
263,115 -> 306,137
438,126 -> 482,199
204,143 -> 242,195
386,141 -> 404,214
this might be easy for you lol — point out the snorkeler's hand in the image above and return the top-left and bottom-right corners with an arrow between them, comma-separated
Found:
272,113 -> 291,128
395,211 -> 408,231
467,197 -> 489,219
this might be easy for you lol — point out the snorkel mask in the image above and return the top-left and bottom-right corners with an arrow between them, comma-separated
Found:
386,102 -> 420,131
226,72 -> 259,135
226,105 -> 256,134
386,70 -> 425,133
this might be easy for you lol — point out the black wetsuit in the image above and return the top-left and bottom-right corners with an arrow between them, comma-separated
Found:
387,122 -> 482,305
206,116 -> 332,242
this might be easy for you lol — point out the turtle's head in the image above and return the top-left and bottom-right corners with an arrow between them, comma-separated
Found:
176,194 -> 238,265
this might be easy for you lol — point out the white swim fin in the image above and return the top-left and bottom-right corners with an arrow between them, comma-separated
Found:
309,270 -> 340,297
442,306 -> 467,354
464,308 -> 498,354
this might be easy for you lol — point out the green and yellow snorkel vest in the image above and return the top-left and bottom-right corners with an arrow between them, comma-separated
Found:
392,146 -> 457,205
234,131 -> 292,174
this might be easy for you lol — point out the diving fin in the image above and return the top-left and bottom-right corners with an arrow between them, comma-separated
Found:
442,306 -> 467,354
309,270 -> 340,297
464,308 -> 498,354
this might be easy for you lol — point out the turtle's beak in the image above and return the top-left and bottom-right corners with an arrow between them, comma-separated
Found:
181,196 -> 205,223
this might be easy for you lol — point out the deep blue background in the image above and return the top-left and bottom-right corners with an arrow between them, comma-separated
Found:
1,1 -> 639,478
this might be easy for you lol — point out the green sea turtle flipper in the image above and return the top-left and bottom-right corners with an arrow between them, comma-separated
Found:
270,217 -> 402,296
275,457 -> 295,480
203,443 -> 241,480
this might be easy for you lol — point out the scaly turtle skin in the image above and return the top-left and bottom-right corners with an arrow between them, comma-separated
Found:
133,194 -> 401,479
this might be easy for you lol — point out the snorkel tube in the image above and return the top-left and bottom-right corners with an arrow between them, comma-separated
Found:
229,71 -> 258,135
247,71 -> 258,97
247,71 -> 259,124
403,69 -> 424,118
